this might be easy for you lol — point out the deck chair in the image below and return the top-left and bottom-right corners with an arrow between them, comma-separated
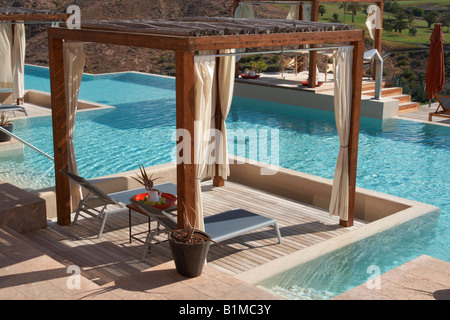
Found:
130,198 -> 283,262
429,94 -> 450,121
61,169 -> 128,238
0,103 -> 28,116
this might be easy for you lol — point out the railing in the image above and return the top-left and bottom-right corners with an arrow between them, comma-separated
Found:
0,126 -> 54,161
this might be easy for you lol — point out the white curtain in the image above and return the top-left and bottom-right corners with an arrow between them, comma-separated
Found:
329,46 -> 353,221
286,5 -> 300,20
207,49 -> 236,180
12,23 -> 25,100
193,55 -> 215,231
0,23 -> 13,89
234,2 -> 254,18
303,3 -> 312,21
287,4 -> 312,21
63,42 -> 86,211
234,3 -> 254,62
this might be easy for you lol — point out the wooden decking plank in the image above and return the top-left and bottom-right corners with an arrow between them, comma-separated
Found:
21,180 -> 366,281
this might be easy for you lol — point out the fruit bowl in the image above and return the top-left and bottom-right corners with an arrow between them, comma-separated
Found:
132,192 -> 177,210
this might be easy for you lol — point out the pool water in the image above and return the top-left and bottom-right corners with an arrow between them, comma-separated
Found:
1,65 -> 449,299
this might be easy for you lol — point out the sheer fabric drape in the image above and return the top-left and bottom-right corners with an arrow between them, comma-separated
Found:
64,42 -> 86,211
0,23 -> 13,89
206,49 -> 236,180
12,23 -> 25,100
193,55 -> 215,231
329,46 -> 353,221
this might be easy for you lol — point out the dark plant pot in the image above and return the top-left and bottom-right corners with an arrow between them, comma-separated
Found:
168,229 -> 211,278
0,124 -> 13,142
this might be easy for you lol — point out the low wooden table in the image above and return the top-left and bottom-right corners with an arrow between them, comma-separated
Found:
118,183 -> 177,245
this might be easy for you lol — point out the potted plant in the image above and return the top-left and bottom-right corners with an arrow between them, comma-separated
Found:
0,112 -> 13,142
131,164 -> 161,202
168,204 -> 219,277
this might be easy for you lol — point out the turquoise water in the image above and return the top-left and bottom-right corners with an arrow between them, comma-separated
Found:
2,65 -> 449,299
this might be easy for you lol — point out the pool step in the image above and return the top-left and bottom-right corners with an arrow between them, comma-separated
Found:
398,101 -> 421,114
361,81 -> 420,114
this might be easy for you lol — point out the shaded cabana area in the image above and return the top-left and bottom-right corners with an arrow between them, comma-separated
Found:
232,0 -> 384,87
0,7 -> 67,104
47,17 -> 364,231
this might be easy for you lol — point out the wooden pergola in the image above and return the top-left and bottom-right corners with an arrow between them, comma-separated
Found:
232,0 -> 384,87
47,17 -> 364,229
0,7 -> 68,104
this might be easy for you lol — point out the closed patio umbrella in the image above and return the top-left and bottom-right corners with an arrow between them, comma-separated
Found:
425,23 -> 445,105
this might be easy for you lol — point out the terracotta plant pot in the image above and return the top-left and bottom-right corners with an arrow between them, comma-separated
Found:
168,229 -> 211,278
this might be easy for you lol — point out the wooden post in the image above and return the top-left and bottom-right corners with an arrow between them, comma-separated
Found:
308,0 -> 320,88
297,5 -> 304,73
340,31 -> 364,227
213,56 -> 225,187
175,51 -> 197,228
373,1 -> 384,80
48,36 -> 71,226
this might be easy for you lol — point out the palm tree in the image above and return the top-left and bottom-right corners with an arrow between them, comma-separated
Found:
339,3 -> 349,22
347,3 -> 362,23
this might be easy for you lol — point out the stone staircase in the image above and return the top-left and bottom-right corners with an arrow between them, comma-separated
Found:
361,80 -> 420,114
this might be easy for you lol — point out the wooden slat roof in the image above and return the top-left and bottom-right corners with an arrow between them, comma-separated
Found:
64,17 -> 354,37
0,7 -> 68,21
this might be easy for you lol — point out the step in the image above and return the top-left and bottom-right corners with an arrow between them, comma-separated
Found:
361,80 -> 394,91
362,86 -> 403,97
0,227 -> 120,300
398,101 -> 420,114
390,94 -> 411,103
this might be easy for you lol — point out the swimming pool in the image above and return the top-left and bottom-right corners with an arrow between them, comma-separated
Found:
2,64 -> 449,299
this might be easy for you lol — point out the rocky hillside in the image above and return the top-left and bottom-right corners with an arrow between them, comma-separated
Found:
2,0 -> 443,96
2,0 -> 287,75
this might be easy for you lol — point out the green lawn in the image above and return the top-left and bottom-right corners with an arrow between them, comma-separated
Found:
316,2 -> 448,49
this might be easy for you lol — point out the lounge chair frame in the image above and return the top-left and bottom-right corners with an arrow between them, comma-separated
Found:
130,198 -> 282,262
61,170 -> 127,238
0,103 -> 28,116
429,94 -> 450,121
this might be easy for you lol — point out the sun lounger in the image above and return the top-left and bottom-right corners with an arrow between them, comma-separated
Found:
0,103 -> 28,116
129,198 -> 283,262
429,94 -> 450,121
61,169 -> 130,238
60,169 -> 169,239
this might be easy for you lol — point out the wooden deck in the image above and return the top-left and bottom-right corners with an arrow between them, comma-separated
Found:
22,180 -> 366,286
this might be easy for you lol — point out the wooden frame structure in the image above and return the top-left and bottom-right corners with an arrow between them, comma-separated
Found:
232,0 -> 383,87
47,17 -> 364,228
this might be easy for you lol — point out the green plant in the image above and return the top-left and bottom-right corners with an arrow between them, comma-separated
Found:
249,60 -> 268,73
0,112 -> 12,127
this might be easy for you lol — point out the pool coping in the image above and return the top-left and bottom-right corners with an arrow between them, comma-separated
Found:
234,194 -> 440,285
